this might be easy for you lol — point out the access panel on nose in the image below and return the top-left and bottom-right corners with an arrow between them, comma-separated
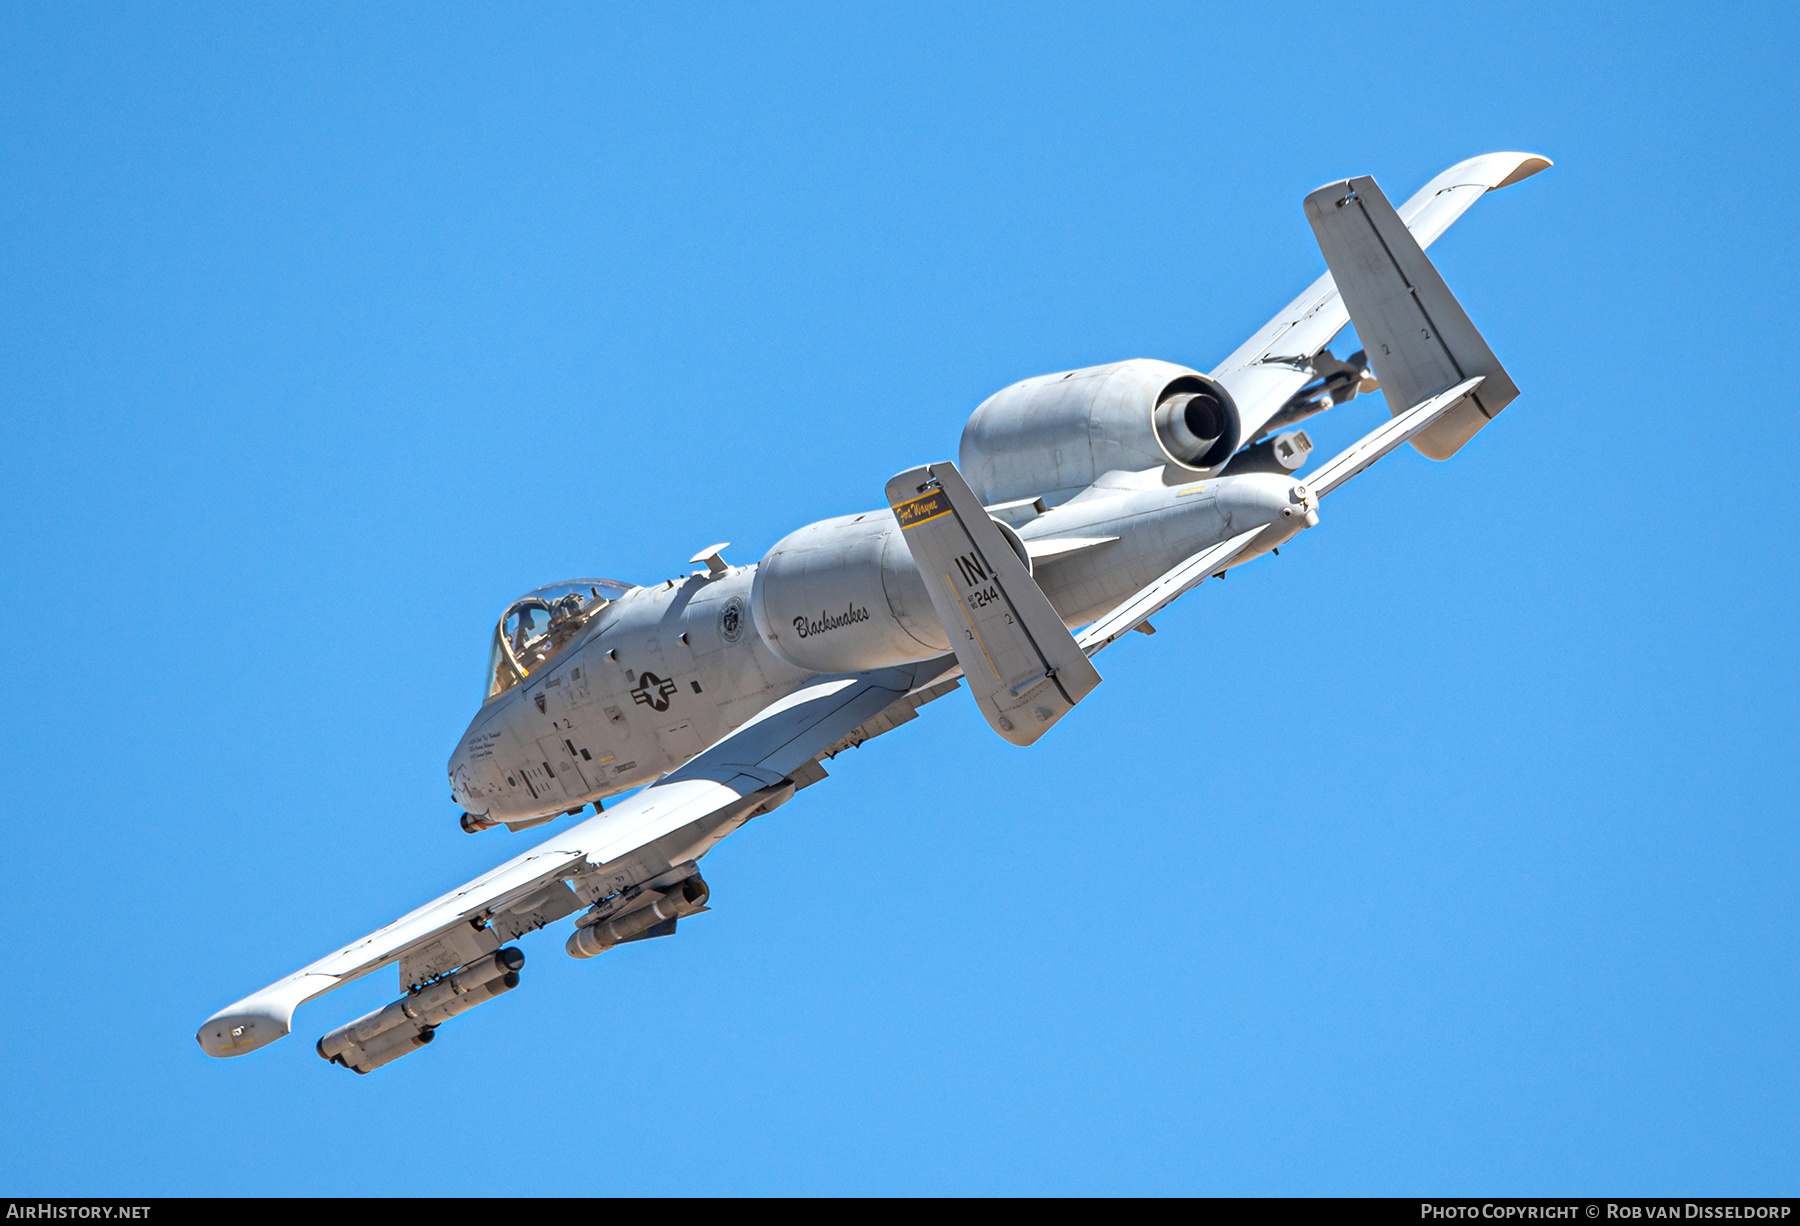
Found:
885,462 -> 1101,746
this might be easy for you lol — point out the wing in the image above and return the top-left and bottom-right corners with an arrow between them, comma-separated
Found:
1210,151 -> 1550,445
197,658 -> 955,1059
1303,377 -> 1484,499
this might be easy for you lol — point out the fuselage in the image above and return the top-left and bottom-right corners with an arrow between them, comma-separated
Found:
449,468 -> 1313,823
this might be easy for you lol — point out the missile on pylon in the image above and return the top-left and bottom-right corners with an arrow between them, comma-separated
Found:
316,947 -> 524,1074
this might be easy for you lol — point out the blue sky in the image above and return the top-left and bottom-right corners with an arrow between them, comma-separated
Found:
2,2 -> 1795,1196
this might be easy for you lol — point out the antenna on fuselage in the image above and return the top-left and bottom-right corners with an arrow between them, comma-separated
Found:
688,543 -> 731,578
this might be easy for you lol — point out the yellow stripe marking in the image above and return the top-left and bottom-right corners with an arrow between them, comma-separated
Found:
893,490 -> 952,529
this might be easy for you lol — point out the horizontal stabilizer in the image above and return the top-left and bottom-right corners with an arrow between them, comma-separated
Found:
1076,527 -> 1264,656
1305,377 -> 1484,499
1305,175 -> 1517,460
1024,535 -> 1118,565
887,462 -> 1102,745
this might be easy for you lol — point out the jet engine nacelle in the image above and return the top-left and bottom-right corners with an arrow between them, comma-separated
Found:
750,511 -> 951,674
751,509 -> 1036,674
959,358 -> 1242,505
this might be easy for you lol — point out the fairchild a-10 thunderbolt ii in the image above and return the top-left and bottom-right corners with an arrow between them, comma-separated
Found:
199,151 -> 1549,1072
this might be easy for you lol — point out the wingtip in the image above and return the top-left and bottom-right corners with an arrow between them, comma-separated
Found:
196,973 -> 332,1058
196,1010 -> 291,1058
1494,154 -> 1553,189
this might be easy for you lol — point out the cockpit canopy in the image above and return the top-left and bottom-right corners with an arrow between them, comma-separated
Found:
485,578 -> 635,700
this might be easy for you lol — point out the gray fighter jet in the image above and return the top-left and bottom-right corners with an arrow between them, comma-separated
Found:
199,152 -> 1550,1072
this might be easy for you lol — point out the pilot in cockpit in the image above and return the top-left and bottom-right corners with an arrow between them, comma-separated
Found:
548,591 -> 585,628
484,579 -> 635,702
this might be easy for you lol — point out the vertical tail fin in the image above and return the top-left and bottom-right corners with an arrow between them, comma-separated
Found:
1304,174 -> 1518,459
885,462 -> 1101,746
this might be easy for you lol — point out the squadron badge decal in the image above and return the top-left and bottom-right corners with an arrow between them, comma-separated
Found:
719,595 -> 746,644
